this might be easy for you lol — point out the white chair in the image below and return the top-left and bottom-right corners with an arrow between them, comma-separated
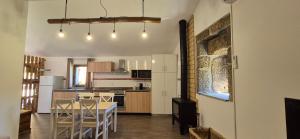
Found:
78,93 -> 95,100
98,93 -> 114,102
54,99 -> 79,139
79,99 -> 103,139
98,93 -> 115,131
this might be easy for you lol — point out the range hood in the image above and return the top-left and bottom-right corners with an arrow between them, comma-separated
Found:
114,59 -> 129,73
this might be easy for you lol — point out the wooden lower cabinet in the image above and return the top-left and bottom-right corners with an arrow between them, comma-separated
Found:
19,110 -> 32,135
125,92 -> 151,113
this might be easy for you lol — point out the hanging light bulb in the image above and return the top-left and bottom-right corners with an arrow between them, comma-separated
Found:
141,0 -> 148,39
86,23 -> 93,41
58,24 -> 65,38
111,18 -> 117,39
142,30 -> 148,39
141,22 -> 148,39
86,32 -> 92,41
111,30 -> 117,39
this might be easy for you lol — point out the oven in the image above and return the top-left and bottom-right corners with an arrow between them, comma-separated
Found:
113,90 -> 125,108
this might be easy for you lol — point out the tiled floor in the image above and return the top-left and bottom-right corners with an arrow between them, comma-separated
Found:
19,114 -> 188,139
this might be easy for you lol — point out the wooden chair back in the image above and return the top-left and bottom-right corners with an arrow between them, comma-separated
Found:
98,93 -> 115,102
54,99 -> 75,123
78,93 -> 95,100
79,99 -> 99,122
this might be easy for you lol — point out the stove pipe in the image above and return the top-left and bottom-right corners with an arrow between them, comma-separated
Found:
179,20 -> 188,101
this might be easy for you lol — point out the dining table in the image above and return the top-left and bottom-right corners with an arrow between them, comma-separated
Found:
50,102 -> 118,139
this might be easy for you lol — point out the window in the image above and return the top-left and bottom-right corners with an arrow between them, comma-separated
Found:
196,14 -> 232,101
73,65 -> 87,87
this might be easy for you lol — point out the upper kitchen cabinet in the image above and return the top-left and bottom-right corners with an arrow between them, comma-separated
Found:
127,56 -> 152,70
87,62 -> 115,73
152,54 -> 177,73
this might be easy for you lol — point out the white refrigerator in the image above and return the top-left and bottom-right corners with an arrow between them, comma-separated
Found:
37,76 -> 64,113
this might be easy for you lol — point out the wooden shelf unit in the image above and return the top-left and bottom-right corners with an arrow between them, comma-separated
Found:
21,55 -> 45,112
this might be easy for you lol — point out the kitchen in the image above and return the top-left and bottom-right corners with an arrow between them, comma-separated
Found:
39,56 -> 177,115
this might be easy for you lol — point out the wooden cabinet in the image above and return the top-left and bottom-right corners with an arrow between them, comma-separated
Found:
19,110 -> 32,135
87,62 -> 115,72
125,92 -> 151,113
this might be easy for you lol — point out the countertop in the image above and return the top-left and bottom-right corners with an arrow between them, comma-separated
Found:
54,87 -> 151,92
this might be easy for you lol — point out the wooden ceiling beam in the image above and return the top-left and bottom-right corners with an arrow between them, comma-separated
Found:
47,17 -> 161,24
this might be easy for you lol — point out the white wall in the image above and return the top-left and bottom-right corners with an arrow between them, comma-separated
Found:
233,0 -> 300,138
0,0 -> 28,138
192,0 -> 236,139
182,0 -> 300,139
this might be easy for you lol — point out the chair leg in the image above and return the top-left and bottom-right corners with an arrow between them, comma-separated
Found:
79,125 -> 83,139
90,129 -> 93,138
110,116 -> 114,131
95,126 -> 99,139
54,126 -> 57,139
71,126 -> 74,139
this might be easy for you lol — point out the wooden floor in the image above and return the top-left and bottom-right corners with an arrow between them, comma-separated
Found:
19,114 -> 188,139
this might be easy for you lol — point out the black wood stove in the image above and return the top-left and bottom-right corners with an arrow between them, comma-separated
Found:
172,20 -> 197,135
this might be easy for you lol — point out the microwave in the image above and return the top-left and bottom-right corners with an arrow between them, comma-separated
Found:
131,70 -> 151,79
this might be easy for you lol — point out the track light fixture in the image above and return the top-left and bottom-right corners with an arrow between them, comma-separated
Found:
52,0 -> 158,40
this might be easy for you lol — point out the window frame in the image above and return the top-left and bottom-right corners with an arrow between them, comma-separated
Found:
72,64 -> 87,87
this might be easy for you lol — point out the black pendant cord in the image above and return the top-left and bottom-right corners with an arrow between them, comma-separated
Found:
113,17 -> 116,32
60,0 -> 68,30
142,0 -> 145,17
88,23 -> 91,34
142,0 -> 146,31
64,0 -> 68,19
100,0 -> 108,17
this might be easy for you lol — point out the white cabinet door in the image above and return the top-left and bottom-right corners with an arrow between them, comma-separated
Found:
37,86 -> 53,113
164,55 -> 177,73
164,73 -> 177,114
151,55 -> 164,73
151,73 -> 165,114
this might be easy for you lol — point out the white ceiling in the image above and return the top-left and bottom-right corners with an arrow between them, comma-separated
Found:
25,0 -> 199,57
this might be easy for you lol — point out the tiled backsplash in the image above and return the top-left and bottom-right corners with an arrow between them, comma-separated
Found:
93,80 -> 151,88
